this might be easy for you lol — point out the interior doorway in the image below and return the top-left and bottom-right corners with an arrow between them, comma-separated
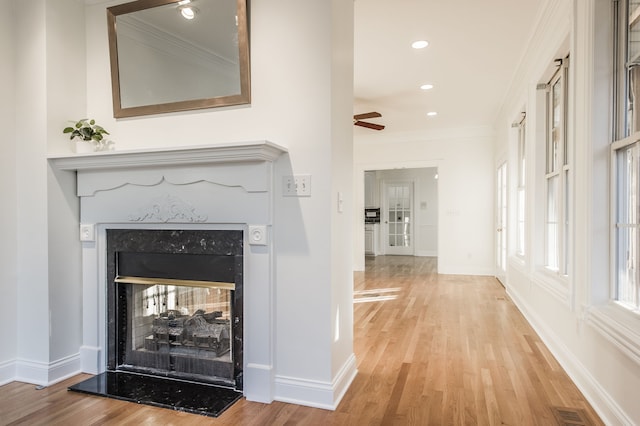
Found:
363,167 -> 438,261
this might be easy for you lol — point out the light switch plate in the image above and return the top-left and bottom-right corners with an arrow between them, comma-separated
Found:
283,175 -> 311,197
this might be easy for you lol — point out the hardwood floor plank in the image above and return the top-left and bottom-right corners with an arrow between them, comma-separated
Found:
0,256 -> 603,425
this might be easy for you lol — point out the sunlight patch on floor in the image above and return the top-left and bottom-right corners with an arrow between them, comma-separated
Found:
353,287 -> 401,303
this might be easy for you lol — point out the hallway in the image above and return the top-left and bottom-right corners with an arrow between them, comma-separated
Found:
347,256 -> 602,424
0,256 -> 602,425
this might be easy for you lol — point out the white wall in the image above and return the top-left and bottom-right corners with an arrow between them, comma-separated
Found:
494,0 -> 640,423
354,129 -> 494,275
4,0 -> 87,385
46,0 -> 85,370
14,0 -> 51,378
4,0 -> 356,408
0,0 -> 19,384
329,0 -> 356,391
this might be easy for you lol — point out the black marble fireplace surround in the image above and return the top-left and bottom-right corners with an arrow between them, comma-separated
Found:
70,229 -> 244,417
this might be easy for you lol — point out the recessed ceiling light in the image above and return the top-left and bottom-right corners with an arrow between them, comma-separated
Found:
427,111 -> 438,117
411,40 -> 429,49
420,84 -> 434,90
179,5 -> 198,19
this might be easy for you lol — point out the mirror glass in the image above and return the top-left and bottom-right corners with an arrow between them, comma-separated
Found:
107,0 -> 250,118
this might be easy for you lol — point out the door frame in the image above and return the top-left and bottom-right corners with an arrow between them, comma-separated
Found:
495,161 -> 508,284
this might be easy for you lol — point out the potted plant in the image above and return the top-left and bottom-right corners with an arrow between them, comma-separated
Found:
63,119 -> 113,152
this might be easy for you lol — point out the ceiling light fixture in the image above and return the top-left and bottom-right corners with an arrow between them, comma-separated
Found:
411,40 -> 429,49
420,84 -> 434,90
178,3 -> 198,20
427,111 -> 438,117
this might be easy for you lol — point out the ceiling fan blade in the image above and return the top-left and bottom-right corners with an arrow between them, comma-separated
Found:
353,112 -> 382,120
355,121 -> 385,131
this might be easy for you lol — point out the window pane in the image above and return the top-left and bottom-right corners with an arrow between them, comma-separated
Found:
627,2 -> 640,135
617,225 -> 638,306
548,79 -> 562,174
517,188 -> 525,256
616,143 -> 640,307
519,123 -> 526,186
547,176 -> 559,270
563,169 -> 570,274
628,67 -> 640,135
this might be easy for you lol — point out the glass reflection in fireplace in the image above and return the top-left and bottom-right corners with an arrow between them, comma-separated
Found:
122,283 -> 233,383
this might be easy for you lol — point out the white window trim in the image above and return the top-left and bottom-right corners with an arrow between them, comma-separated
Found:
532,267 -> 571,303
585,302 -> 640,366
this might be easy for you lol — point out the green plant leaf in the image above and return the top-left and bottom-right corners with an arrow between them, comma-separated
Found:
64,118 -> 110,143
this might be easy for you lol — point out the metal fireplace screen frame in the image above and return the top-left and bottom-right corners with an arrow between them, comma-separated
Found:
106,229 -> 243,390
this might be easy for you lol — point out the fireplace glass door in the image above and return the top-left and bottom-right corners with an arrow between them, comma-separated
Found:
122,281 -> 233,382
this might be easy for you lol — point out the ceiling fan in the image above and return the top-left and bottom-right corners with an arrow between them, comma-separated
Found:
353,112 -> 385,131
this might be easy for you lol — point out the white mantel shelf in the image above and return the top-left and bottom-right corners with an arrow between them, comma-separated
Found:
48,140 -> 288,171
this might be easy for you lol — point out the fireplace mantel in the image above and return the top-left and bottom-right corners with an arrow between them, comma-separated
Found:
48,140 -> 287,171
48,140 -> 286,404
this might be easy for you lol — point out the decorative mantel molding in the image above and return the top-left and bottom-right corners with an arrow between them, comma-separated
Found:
48,140 -> 287,171
128,194 -> 208,223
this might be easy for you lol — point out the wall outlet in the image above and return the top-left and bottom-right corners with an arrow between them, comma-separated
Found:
283,175 -> 311,197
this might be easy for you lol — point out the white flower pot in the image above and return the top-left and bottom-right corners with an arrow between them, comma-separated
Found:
74,140 -> 95,154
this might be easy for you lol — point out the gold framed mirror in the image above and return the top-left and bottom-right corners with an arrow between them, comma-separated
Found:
107,0 -> 250,118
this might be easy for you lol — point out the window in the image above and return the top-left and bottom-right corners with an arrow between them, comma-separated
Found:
613,1 -> 640,311
614,138 -> 640,310
516,113 -> 526,257
617,0 -> 640,137
544,59 -> 570,275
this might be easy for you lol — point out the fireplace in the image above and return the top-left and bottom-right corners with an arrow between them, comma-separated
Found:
49,141 -> 287,410
69,229 -> 245,416
106,229 -> 243,389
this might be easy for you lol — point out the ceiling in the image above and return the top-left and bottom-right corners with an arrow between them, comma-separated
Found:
353,0 -> 544,135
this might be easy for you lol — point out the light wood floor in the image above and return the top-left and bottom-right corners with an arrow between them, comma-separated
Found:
0,256 -> 602,425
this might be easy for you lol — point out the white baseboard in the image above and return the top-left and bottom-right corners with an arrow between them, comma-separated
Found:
330,353 -> 358,408
415,250 -> 437,257
438,264 -> 494,276
0,359 -> 16,386
14,353 -> 81,387
274,353 -> 357,410
508,286 -> 633,426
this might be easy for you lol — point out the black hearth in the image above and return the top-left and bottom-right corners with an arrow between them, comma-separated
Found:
70,229 -> 244,417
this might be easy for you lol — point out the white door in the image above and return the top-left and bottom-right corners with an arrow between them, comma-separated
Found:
383,181 -> 414,255
496,162 -> 507,284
